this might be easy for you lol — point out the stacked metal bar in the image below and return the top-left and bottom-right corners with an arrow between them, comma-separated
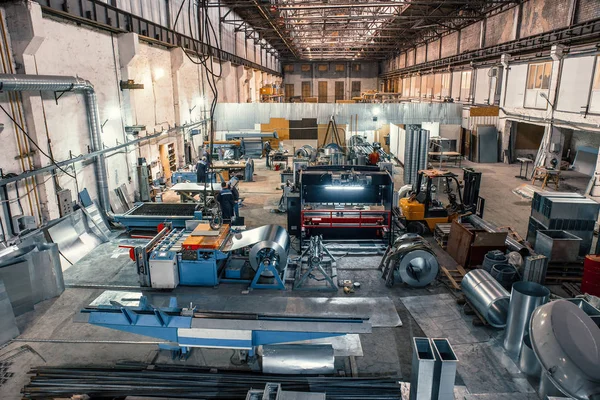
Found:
526,192 -> 600,256
23,365 -> 402,399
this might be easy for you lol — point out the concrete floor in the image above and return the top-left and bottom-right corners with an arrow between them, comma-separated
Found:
0,159 -> 590,399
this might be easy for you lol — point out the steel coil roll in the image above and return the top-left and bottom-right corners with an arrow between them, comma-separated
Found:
384,235 -> 439,287
461,269 -> 510,328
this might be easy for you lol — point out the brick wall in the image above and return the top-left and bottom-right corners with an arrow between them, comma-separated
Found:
520,0 -> 570,37
399,53 -> 406,69
576,0 -> 600,23
485,8 -> 516,46
440,32 -> 458,58
415,45 -> 426,64
427,39 -> 441,62
460,22 -> 481,53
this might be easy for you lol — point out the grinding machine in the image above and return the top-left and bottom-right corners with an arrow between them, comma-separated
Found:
135,223 -> 291,290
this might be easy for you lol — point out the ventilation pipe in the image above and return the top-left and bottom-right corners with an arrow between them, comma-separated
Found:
0,74 -> 110,213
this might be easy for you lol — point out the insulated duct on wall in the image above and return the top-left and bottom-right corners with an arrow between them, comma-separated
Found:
0,74 -> 110,213
402,127 -> 430,185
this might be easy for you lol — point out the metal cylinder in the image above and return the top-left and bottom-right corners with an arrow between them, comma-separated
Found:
518,334 -> 541,377
461,269 -> 510,328
490,264 -> 518,289
482,250 -> 508,273
404,129 -> 414,183
504,281 -> 550,357
261,345 -> 334,375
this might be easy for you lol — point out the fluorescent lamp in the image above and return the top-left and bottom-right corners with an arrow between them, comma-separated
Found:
324,186 -> 364,191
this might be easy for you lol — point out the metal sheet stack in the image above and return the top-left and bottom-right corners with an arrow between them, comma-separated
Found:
403,127 -> 430,185
526,192 -> 600,256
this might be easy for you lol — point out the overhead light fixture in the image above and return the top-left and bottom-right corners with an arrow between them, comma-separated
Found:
324,186 -> 364,191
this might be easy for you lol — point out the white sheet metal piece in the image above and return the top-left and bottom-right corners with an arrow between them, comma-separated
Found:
214,103 -> 463,131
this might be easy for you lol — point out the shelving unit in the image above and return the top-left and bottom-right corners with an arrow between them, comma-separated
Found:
168,143 -> 177,172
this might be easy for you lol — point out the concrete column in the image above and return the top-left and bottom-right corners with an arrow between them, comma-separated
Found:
170,47 -> 185,167
4,2 -> 53,222
216,61 -> 234,103
254,70 -> 263,102
118,33 -> 140,128
543,45 -> 567,167
500,54 -> 512,163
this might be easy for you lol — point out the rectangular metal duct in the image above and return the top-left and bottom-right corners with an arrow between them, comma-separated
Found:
409,337 -> 436,400
431,338 -> 458,400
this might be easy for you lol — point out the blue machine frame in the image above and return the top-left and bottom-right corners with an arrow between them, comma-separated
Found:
79,296 -> 371,356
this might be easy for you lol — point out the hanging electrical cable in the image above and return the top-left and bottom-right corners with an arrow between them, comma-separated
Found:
0,104 -> 76,179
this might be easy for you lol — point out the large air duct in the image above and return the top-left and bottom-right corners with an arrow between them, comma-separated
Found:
0,74 -> 110,213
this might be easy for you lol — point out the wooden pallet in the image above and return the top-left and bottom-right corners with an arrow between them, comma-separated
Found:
434,223 -> 452,249
440,265 -> 467,291
562,282 -> 582,297
456,295 -> 489,327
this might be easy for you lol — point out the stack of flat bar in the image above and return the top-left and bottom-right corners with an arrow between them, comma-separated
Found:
22,365 -> 401,399
128,203 -> 199,216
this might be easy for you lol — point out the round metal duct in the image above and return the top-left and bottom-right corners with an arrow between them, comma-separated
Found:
530,300 -> 600,399
461,269 -> 510,328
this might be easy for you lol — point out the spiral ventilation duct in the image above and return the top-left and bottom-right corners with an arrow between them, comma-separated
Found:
0,74 -> 110,213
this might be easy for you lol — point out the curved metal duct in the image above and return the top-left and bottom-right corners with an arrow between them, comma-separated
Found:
0,74 -> 110,213
461,269 -> 510,328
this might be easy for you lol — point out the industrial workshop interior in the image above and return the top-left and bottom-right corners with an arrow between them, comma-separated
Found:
2,0 -> 600,399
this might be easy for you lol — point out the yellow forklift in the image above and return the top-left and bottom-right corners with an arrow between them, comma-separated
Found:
399,168 -> 482,234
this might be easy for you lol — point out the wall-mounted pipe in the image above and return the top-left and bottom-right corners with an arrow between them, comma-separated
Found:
0,74 -> 110,212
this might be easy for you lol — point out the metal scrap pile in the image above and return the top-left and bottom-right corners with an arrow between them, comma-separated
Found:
22,365 -> 402,399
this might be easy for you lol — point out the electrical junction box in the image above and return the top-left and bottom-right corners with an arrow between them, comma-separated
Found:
57,189 -> 73,217
11,215 -> 36,234
149,251 -> 179,289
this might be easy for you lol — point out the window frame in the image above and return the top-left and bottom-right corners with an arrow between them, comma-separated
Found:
524,61 -> 553,110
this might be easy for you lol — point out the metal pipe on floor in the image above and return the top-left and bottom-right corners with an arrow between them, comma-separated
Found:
503,281 -> 549,357
461,269 -> 510,328
518,334 -> 541,377
463,214 -> 531,256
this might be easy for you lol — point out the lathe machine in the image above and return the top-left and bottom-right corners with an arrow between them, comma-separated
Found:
135,223 -> 291,290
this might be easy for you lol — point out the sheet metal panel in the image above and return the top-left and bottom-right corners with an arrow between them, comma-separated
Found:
262,345 -> 335,375
215,103 -> 463,131
0,280 -> 19,345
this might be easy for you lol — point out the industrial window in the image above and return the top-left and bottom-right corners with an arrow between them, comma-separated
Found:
425,74 -> 435,99
335,81 -> 345,101
589,57 -> 600,113
284,84 -> 294,101
335,64 -> 345,72
351,81 -> 361,98
524,61 -> 552,109
441,73 -> 451,98
283,65 -> 294,73
402,78 -> 410,97
301,81 -> 312,98
318,64 -> 329,72
410,75 -> 421,98
353,64 -> 361,72
460,70 -> 472,101
301,64 -> 311,72
318,81 -> 328,102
